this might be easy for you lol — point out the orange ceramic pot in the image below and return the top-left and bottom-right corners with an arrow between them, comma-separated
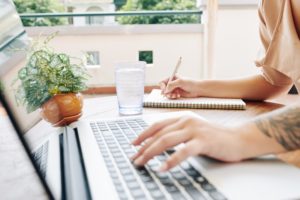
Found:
40,93 -> 83,127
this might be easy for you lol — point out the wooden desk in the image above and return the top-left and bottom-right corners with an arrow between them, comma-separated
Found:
1,94 -> 299,199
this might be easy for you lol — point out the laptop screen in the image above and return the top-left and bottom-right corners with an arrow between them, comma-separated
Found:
0,0 -> 54,198
0,3 -> 41,134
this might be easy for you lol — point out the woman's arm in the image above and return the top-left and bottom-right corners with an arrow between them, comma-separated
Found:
236,103 -> 300,159
132,104 -> 300,171
254,104 -> 300,151
162,75 -> 292,101
197,75 -> 292,100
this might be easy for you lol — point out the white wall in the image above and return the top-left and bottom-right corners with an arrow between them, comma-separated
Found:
213,7 -> 261,79
26,24 -> 204,87
200,0 -> 262,79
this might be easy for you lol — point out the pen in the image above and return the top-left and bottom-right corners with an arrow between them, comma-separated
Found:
165,56 -> 182,93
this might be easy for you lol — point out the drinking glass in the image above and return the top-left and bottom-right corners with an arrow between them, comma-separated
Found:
115,61 -> 146,115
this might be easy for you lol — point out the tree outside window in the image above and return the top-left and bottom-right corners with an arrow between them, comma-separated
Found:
117,0 -> 199,24
13,0 -> 67,26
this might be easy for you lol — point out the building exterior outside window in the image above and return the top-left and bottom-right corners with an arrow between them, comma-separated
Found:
85,6 -> 104,25
86,51 -> 100,66
64,0 -> 116,26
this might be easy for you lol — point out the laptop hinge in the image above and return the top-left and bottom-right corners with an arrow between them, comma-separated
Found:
62,126 -> 91,200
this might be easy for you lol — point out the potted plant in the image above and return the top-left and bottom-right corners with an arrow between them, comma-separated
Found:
13,33 -> 89,126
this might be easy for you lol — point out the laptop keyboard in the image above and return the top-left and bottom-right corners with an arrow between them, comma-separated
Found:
32,141 -> 49,179
91,118 -> 226,200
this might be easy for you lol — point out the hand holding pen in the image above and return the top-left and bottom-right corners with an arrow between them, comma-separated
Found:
159,57 -> 203,99
165,57 -> 182,93
160,57 -> 182,99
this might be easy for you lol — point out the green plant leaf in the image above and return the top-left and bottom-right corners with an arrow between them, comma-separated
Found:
12,33 -> 89,113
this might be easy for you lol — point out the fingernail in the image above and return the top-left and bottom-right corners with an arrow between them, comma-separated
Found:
134,156 -> 144,166
131,139 -> 137,145
132,138 -> 141,146
164,87 -> 170,94
130,153 -> 138,161
159,163 -> 168,172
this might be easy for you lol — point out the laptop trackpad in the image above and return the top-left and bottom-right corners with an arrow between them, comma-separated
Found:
189,156 -> 300,200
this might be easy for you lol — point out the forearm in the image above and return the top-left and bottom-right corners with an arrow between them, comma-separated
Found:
254,104 -> 300,151
197,75 -> 292,100
236,104 -> 300,159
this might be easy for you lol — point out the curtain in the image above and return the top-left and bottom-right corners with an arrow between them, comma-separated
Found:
204,0 -> 218,78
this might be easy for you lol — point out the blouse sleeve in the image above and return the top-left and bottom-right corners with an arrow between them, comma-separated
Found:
257,0 -> 270,53
255,0 -> 293,87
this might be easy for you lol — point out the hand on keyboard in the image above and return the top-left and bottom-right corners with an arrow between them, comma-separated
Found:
91,119 -> 227,200
131,115 -> 244,172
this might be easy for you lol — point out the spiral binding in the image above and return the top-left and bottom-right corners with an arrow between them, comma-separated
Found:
143,101 -> 246,110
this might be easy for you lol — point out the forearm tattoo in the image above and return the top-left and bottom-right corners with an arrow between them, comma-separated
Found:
255,105 -> 300,151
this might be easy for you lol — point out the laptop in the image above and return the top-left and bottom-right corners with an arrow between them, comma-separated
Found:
1,1 -> 300,199
3,95 -> 300,200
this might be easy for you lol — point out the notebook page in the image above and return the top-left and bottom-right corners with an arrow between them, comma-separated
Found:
144,89 -> 246,110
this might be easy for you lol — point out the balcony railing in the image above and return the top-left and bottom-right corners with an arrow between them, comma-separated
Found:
19,10 -> 202,26
20,10 -> 202,18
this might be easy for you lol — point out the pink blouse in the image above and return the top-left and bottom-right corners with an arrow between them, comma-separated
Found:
255,0 -> 300,93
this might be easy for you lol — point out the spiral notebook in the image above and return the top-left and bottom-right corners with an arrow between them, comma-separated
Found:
144,89 -> 246,110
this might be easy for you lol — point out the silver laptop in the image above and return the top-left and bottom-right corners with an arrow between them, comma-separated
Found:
1,1 -> 300,199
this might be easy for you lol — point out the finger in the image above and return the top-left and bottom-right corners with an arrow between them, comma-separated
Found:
132,117 -> 179,146
171,75 -> 178,81
134,130 -> 190,166
171,75 -> 179,81
171,89 -> 182,99
164,75 -> 178,83
165,93 -> 173,99
133,117 -> 187,161
160,76 -> 178,89
164,79 -> 182,94
170,93 -> 177,99
132,117 -> 186,161
164,89 -> 181,99
174,89 -> 181,98
159,81 -> 166,93
160,140 -> 200,172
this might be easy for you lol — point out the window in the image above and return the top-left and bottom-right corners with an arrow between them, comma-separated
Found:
139,51 -> 153,64
85,6 -> 104,25
67,7 -> 74,25
86,51 -> 100,66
